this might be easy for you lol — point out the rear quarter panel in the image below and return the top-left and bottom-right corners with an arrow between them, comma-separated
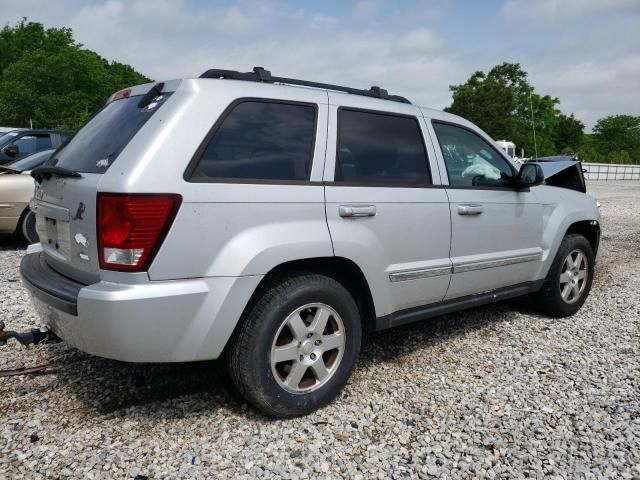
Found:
96,79 -> 333,280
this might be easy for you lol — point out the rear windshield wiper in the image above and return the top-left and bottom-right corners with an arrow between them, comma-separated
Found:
138,82 -> 165,108
31,165 -> 82,183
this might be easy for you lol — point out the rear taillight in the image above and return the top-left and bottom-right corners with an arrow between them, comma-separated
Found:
97,193 -> 181,272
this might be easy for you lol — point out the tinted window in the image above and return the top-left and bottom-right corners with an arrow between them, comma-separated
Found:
432,122 -> 513,187
10,134 -> 51,159
336,109 -> 430,185
192,101 -> 316,181
50,92 -> 171,173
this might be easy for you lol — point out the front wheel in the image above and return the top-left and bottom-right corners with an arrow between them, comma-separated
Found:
227,273 -> 361,417
532,234 -> 594,317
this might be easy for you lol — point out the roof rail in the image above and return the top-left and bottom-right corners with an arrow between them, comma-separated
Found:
199,66 -> 411,104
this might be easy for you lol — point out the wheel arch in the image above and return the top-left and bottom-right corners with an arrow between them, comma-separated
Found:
243,256 -> 377,333
564,220 -> 600,258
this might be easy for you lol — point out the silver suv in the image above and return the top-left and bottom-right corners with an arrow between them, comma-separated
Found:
20,68 -> 600,417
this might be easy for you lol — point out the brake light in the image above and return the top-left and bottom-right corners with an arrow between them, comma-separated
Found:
111,88 -> 131,102
97,193 -> 181,272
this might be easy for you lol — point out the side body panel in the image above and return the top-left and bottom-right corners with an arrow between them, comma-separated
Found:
324,93 -> 452,317
533,185 -> 600,279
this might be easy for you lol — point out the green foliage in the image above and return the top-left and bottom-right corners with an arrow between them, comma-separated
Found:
576,135 -> 604,163
445,62 -> 565,157
554,113 -> 584,152
446,63 -> 639,164
592,115 -> 640,163
0,19 -> 151,130
606,150 -> 631,164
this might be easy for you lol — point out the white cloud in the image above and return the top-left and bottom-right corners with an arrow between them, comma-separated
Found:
502,0 -> 638,21
352,0 -> 385,20
0,0 -> 637,130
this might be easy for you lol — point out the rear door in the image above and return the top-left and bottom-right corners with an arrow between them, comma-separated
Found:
324,95 -> 451,319
32,84 -> 174,284
428,120 -> 543,299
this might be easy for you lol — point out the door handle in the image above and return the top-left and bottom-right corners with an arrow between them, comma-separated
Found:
457,204 -> 484,215
339,205 -> 377,218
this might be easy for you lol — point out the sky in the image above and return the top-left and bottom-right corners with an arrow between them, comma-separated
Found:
2,0 -> 639,130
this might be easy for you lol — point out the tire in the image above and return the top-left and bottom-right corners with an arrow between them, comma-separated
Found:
532,234 -> 594,317
227,273 -> 361,417
19,209 -> 39,245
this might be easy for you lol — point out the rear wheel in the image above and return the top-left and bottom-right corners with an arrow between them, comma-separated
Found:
532,234 -> 594,317
19,209 -> 38,245
227,273 -> 361,417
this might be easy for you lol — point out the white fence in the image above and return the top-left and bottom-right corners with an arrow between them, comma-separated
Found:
583,163 -> 640,180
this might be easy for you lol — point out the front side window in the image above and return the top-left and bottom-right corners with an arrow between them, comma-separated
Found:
432,122 -> 514,188
190,100 -> 316,181
336,109 -> 431,185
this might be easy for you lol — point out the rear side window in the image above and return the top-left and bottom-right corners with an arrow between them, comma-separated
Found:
189,100 -> 316,182
336,109 -> 431,185
14,134 -> 52,156
49,92 -> 171,173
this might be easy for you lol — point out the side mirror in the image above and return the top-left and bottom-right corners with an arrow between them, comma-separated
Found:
516,163 -> 544,188
3,144 -> 18,158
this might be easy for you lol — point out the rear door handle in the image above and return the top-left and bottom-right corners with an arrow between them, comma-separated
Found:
457,204 -> 484,215
339,205 -> 377,217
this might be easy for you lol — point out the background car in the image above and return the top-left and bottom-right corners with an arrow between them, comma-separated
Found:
0,129 -> 73,165
0,149 -> 55,243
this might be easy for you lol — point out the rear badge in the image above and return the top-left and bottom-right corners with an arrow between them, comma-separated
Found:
79,253 -> 90,261
74,233 -> 89,248
73,202 -> 85,220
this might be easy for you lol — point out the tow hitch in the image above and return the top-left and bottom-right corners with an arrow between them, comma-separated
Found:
0,321 -> 59,348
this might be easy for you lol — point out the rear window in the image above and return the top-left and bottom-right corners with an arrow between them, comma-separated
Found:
188,100 -> 317,182
49,92 -> 171,173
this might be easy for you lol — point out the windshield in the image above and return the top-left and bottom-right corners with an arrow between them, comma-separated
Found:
0,131 -> 20,146
7,149 -> 55,171
49,91 -> 171,174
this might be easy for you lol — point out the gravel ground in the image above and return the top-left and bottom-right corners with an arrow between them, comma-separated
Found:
1,181 -> 639,479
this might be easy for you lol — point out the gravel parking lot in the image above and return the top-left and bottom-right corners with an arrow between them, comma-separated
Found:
1,182 -> 639,479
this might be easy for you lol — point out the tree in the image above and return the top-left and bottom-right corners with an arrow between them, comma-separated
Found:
0,19 -> 150,130
554,113 -> 584,153
592,115 -> 640,161
445,62 -> 576,158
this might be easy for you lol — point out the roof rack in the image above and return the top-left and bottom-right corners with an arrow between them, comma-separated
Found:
199,66 -> 411,104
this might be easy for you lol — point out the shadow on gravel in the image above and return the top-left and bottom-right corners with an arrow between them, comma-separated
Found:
0,234 -> 26,250
55,301 -> 526,419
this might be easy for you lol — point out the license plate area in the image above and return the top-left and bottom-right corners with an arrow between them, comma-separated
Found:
32,201 -> 71,261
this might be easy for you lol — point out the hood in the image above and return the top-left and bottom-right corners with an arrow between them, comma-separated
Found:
529,160 -> 586,193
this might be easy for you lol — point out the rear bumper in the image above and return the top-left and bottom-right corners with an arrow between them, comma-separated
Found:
20,252 -> 262,362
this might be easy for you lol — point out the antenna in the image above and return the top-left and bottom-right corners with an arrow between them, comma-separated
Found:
529,90 -> 538,159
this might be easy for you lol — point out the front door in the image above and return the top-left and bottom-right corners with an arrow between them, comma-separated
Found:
324,96 -> 452,319
429,121 -> 543,300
